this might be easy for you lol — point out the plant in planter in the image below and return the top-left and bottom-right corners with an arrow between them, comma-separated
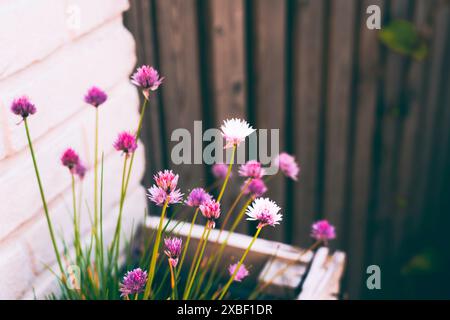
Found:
11,65 -> 342,300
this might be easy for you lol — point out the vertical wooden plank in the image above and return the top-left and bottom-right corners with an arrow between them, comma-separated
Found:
208,0 -> 248,234
154,0 -> 205,192
293,0 -> 326,246
253,0 -> 286,241
408,1 -> 449,235
347,0 -> 385,300
370,0 -> 412,270
323,0 -> 357,249
393,0 -> 434,254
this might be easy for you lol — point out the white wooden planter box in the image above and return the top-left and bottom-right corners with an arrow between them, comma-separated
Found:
135,217 -> 346,300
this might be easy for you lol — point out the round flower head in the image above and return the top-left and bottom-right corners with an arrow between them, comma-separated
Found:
114,131 -> 138,155
147,186 -> 183,207
74,162 -> 87,180
220,118 -> 255,149
239,160 -> 265,179
212,163 -> 230,179
10,96 -> 36,118
119,268 -> 147,297
199,199 -> 221,229
131,65 -> 163,98
311,220 -> 336,243
84,86 -> 107,107
228,263 -> 250,282
274,152 -> 300,181
61,148 -> 80,170
153,170 -> 179,191
185,188 -> 212,207
164,237 -> 182,268
246,197 -> 282,229
242,178 -> 267,197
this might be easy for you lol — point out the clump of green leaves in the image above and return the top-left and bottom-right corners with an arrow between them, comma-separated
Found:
379,19 -> 428,60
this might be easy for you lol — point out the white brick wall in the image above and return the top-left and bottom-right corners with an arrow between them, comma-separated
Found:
0,1 -> 146,299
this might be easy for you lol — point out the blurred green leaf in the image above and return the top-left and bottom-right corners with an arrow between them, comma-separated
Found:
379,19 -> 428,60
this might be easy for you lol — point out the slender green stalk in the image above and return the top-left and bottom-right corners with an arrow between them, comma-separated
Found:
24,119 -> 64,276
217,145 -> 236,203
217,227 -> 262,300
71,174 -> 81,262
183,225 -> 208,297
93,108 -> 99,251
169,263 -> 178,300
143,197 -> 169,299
183,226 -> 212,300
177,208 -> 200,273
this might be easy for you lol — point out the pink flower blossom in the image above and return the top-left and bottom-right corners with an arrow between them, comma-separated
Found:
311,220 -> 336,243
239,160 -> 265,179
185,188 -> 212,207
242,178 -> 267,197
153,170 -> 179,191
246,197 -> 282,229
228,263 -> 249,282
212,163 -> 230,179
164,237 -> 182,268
119,268 -> 147,297
84,86 -> 107,107
61,148 -> 80,171
147,186 -> 183,207
74,162 -> 87,180
199,199 -> 221,229
220,118 -> 255,149
131,65 -> 163,97
113,131 -> 137,155
274,152 -> 300,181
10,96 -> 36,118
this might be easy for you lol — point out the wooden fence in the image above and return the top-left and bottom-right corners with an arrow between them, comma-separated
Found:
124,0 -> 450,299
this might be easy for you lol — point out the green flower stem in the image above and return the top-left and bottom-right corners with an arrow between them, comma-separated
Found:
143,197 -> 169,299
217,226 -> 262,300
177,207 -> 200,273
24,119 -> 64,276
183,226 -> 212,300
217,145 -> 236,203
71,174 -> 82,262
93,108 -> 99,252
169,262 -> 178,300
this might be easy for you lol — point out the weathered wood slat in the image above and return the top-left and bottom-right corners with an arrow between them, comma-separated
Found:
293,0 -> 326,247
347,0 -> 385,299
154,0 -> 205,196
208,0 -> 248,235
323,0 -> 357,249
252,0 -> 287,242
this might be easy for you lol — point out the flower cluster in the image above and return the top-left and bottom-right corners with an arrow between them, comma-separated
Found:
131,65 -> 164,98
119,268 -> 148,297
147,170 -> 183,206
164,237 -> 183,268
311,220 -> 336,242
228,263 -> 249,282
274,152 -> 300,181
239,160 -> 265,179
84,86 -> 107,107
242,178 -> 267,198
60,148 -> 87,179
246,197 -> 282,229
199,198 -> 221,229
114,131 -> 138,156
220,118 -> 255,149
212,163 -> 230,179
185,188 -> 212,207
11,96 -> 36,119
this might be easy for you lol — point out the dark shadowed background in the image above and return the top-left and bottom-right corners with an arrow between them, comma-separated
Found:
124,0 -> 450,299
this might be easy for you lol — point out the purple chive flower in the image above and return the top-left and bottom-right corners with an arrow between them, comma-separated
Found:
119,268 -> 148,297
185,188 -> 212,207
10,96 -> 36,118
113,131 -> 138,155
147,186 -> 183,207
212,163 -> 230,179
246,197 -> 282,229
242,178 -> 267,197
164,237 -> 183,268
311,220 -> 336,243
153,170 -> 179,192
84,86 -> 107,107
228,263 -> 250,282
239,160 -> 265,179
61,148 -> 80,171
131,65 -> 163,97
74,162 -> 87,180
274,152 -> 300,181
199,198 -> 221,229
